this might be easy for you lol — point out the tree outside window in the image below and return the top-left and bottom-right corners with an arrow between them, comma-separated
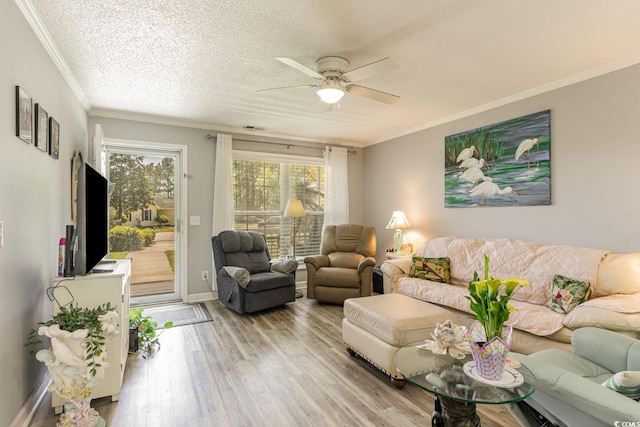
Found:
232,158 -> 324,259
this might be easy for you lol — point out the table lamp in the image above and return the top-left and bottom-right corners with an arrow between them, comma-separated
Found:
385,211 -> 411,255
283,199 -> 305,258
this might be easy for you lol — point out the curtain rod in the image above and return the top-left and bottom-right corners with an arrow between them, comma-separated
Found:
205,134 -> 357,155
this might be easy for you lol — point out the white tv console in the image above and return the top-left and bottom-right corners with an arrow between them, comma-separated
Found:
50,259 -> 131,414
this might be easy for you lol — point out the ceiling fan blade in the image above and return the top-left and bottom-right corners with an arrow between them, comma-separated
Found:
257,84 -> 316,93
342,57 -> 399,83
346,85 -> 400,104
276,57 -> 324,79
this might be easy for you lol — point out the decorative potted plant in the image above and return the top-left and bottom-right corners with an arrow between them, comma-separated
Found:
25,302 -> 119,427
128,308 -> 173,358
465,255 -> 527,380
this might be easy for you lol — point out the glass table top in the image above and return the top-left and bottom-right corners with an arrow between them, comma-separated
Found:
393,345 -> 536,405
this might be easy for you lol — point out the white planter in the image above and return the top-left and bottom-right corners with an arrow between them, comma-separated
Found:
35,311 -> 118,426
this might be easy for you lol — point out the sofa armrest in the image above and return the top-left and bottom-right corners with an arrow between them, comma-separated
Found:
221,266 -> 250,288
304,255 -> 330,271
357,256 -> 376,273
516,352 -> 640,424
271,259 -> 298,274
380,258 -> 412,293
380,257 -> 412,278
571,327 -> 640,373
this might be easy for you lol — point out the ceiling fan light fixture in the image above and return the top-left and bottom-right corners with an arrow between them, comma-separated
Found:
316,79 -> 345,104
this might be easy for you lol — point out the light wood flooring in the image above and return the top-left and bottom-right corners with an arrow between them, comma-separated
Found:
29,291 -> 521,426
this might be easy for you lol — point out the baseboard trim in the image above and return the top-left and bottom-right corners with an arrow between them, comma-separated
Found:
187,291 -> 216,303
10,375 -> 49,427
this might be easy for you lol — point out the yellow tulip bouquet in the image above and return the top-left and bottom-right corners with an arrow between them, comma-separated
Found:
466,255 -> 528,341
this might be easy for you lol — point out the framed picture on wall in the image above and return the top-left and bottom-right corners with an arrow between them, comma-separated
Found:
15,86 -> 32,144
444,110 -> 551,208
34,104 -> 48,152
49,117 -> 60,159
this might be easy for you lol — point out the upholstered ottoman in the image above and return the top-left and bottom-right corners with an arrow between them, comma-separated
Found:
343,293 -> 459,389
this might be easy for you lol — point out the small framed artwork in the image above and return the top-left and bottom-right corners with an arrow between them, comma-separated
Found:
49,117 -> 60,159
34,103 -> 48,152
15,86 -> 32,143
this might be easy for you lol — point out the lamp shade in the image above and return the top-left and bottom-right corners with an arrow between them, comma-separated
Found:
284,199 -> 305,217
316,79 -> 345,104
385,211 -> 411,230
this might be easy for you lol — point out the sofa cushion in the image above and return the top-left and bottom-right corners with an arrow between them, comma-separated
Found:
550,274 -> 590,314
394,276 -> 566,336
594,253 -> 640,297
564,306 -> 640,331
245,271 -> 295,293
219,230 -> 271,273
581,293 -> 640,313
602,371 -> 640,399
409,256 -> 450,283
315,267 -> 361,288
417,237 -> 608,306
321,224 -> 376,257
328,252 -> 364,269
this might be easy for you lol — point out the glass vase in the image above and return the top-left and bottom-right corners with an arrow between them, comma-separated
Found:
466,320 -> 512,381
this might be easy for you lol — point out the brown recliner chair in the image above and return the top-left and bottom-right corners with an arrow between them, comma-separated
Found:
304,224 -> 376,305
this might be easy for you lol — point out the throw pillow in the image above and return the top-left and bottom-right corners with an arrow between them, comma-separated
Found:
550,274 -> 590,314
409,257 -> 450,283
602,371 -> 640,399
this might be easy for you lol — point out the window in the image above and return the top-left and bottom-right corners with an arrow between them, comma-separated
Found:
142,209 -> 152,222
232,151 -> 325,259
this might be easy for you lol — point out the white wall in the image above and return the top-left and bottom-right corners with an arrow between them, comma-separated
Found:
1,2 -> 89,425
365,63 -> 640,261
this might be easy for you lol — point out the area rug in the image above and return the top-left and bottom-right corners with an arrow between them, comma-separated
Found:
143,303 -> 213,328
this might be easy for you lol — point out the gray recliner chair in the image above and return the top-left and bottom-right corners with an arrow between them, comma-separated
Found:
304,224 -> 376,305
514,327 -> 640,426
212,230 -> 297,314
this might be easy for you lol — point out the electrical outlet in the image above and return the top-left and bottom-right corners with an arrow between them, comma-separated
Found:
201,270 -> 209,281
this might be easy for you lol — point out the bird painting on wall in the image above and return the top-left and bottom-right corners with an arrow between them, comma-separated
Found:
460,167 -> 489,185
459,157 -> 489,169
515,138 -> 539,168
444,110 -> 550,208
456,145 -> 478,163
469,180 -> 519,206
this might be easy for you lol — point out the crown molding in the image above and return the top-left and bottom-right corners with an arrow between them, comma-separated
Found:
15,0 -> 90,111
89,108 -> 364,147
370,53 -> 640,146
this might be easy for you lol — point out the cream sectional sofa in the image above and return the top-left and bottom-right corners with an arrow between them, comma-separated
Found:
380,236 -> 640,354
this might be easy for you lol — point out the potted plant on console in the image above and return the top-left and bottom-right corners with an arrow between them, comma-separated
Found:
466,255 -> 527,380
25,303 -> 119,427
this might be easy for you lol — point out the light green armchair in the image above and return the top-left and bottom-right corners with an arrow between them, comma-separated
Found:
516,327 -> 640,426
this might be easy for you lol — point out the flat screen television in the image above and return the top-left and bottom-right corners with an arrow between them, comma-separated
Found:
75,162 -> 110,275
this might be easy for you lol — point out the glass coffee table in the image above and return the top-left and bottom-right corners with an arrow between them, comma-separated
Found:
393,345 -> 536,427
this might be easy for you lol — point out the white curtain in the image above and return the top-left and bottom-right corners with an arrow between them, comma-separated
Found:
323,146 -> 349,225
211,134 -> 234,292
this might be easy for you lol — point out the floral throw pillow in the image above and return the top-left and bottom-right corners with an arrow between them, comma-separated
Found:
550,274 -> 590,314
409,257 -> 450,283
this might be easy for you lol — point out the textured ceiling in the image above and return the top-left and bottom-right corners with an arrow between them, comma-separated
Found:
26,0 -> 640,147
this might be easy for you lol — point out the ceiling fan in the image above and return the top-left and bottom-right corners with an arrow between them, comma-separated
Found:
258,56 -> 400,105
